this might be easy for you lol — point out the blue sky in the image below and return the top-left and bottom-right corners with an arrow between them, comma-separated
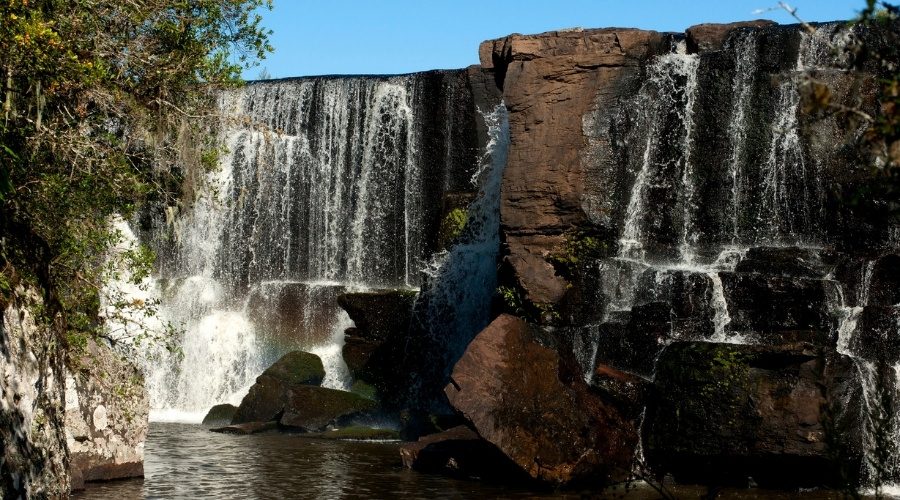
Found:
247,0 -> 861,79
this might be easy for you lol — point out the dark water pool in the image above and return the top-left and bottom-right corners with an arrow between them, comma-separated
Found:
76,423 -> 845,499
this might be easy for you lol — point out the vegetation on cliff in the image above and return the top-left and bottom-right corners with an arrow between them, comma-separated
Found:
0,0 -> 272,348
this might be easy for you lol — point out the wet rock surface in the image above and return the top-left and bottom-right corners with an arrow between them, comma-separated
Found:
644,341 -> 863,488
400,425 -> 527,480
444,314 -> 637,486
202,404 -> 238,426
337,290 -> 417,408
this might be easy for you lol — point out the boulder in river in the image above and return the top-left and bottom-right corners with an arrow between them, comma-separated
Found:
444,314 -> 638,486
231,351 -> 325,424
202,404 -> 238,426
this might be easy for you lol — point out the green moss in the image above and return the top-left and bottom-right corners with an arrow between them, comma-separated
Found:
350,380 -> 378,401
437,207 -> 468,249
262,351 -> 325,386
497,285 -> 524,315
549,229 -> 610,282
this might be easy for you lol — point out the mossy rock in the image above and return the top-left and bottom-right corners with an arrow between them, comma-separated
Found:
260,351 -> 324,387
438,207 -> 468,249
350,380 -> 378,401
202,403 -> 238,426
279,385 -> 379,432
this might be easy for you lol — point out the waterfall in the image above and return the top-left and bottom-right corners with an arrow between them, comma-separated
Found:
725,31 -> 758,245
618,43 -> 700,264
834,262 -> 900,490
133,74 -> 473,420
416,103 -> 508,389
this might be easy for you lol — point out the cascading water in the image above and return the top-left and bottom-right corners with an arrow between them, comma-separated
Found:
725,31 -> 758,245
417,103 -> 508,376
133,73 -> 474,420
834,263 -> 900,491
618,42 -> 700,264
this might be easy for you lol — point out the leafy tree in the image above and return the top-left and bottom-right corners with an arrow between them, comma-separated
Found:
0,0 -> 272,348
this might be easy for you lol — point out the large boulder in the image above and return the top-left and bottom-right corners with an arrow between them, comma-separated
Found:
202,404 -> 238,426
337,290 -> 416,402
65,339 -> 148,490
444,314 -> 637,486
644,341 -> 863,488
232,351 -> 376,432
259,351 -> 325,387
278,386 -> 377,432
400,425 -> 526,480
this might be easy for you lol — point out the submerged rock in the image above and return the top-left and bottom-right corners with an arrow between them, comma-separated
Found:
444,314 -> 637,486
202,404 -> 238,426
210,421 -> 278,435
305,426 -> 399,441
400,425 -> 526,480
644,341 -> 863,488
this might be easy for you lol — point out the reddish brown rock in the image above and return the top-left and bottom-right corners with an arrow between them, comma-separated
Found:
483,29 -> 665,305
399,425 -> 525,480
685,20 -> 776,53
644,342 -> 863,488
444,314 -> 637,485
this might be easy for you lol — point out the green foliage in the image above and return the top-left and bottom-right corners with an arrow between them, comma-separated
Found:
497,285 -> 524,316
0,0 -> 271,351
437,207 -> 468,249
548,228 -> 608,280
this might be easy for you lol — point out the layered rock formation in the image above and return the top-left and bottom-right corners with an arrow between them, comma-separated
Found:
406,19 -> 898,491
65,339 -> 148,489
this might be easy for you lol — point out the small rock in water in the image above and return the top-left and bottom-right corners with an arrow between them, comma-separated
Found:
210,421 -> 278,435
201,404 -> 238,426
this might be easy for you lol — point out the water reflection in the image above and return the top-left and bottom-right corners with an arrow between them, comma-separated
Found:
76,423 -> 846,499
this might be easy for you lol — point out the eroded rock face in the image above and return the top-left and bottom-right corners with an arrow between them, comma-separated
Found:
65,339 -> 149,490
685,20 -> 776,53
644,341 -> 863,488
1,292 -> 70,498
482,29 -> 667,306
444,314 -> 637,485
